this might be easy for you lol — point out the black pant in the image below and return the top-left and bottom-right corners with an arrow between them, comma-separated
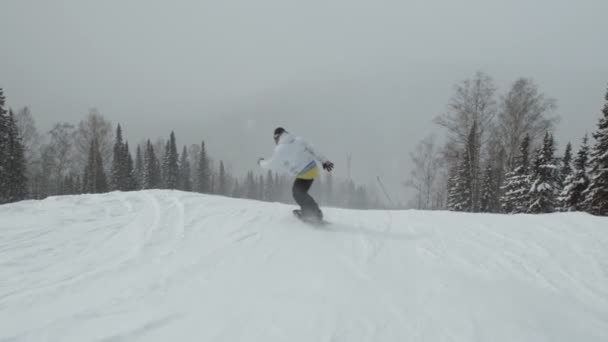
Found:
292,178 -> 322,219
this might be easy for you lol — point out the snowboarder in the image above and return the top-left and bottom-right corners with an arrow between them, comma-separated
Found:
258,127 -> 334,222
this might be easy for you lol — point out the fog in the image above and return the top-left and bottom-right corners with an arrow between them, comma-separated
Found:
2,0 -> 607,203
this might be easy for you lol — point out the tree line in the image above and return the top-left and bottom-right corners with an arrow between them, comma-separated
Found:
0,87 -> 376,209
407,72 -> 608,216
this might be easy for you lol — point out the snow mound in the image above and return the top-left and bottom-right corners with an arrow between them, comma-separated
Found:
1,190 -> 608,341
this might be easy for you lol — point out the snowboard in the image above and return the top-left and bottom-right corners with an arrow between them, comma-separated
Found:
293,209 -> 329,226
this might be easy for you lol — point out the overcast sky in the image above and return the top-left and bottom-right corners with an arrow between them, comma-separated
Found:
2,0 -> 607,203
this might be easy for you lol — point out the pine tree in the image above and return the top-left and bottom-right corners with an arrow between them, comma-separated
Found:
560,142 -> 573,186
5,109 -> 28,202
197,141 -> 211,193
124,142 -> 135,191
218,160 -> 227,195
528,132 -> 558,213
143,140 -> 161,189
468,121 -> 481,211
451,148 -> 472,211
449,122 -> 479,212
446,155 -> 459,211
257,175 -> 264,201
134,145 -> 144,190
178,146 -> 192,191
480,163 -> 494,212
111,124 -> 127,191
153,151 -> 162,189
83,138 -> 108,193
143,141 -> 152,189
501,135 -> 531,213
96,140 -> 109,193
559,135 -> 590,211
163,131 -> 179,189
490,148 -> 507,212
0,89 -> 9,202
584,86 -> 608,215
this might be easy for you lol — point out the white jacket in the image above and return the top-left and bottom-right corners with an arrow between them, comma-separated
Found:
259,133 -> 328,176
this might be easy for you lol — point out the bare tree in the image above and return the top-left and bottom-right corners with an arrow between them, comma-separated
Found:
14,107 -> 43,196
73,108 -> 113,171
495,78 -> 559,167
34,123 -> 76,196
434,71 -> 498,148
405,135 -> 442,210
48,123 -> 76,182
14,107 -> 41,163
434,72 -> 498,204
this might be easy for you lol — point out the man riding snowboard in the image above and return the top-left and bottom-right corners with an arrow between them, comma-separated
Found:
258,127 -> 334,222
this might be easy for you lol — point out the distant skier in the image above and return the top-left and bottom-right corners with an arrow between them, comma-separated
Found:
258,127 -> 334,222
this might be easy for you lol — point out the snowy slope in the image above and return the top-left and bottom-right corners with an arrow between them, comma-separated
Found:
1,190 -> 608,342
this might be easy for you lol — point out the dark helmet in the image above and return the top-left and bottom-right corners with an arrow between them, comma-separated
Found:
273,127 -> 287,139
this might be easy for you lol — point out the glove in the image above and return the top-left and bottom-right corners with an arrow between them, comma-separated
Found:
322,161 -> 334,172
257,157 -> 264,166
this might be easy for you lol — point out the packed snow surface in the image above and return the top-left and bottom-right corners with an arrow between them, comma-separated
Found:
1,190 -> 608,341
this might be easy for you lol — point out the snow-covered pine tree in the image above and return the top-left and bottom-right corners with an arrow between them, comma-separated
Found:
468,121 -> 481,212
560,142 -> 573,187
83,141 -> 94,193
446,154 -> 459,211
162,140 -> 170,188
95,139 -> 109,193
583,86 -> 608,215
500,135 -> 531,213
163,132 -> 179,189
134,145 -> 144,190
124,142 -> 135,191
178,146 -> 192,191
480,163 -> 494,212
0,88 -> 8,203
142,141 -> 152,189
559,135 -> 590,211
197,141 -> 211,193
451,147 -> 472,211
450,122 -> 480,212
5,109 -> 28,202
218,161 -> 227,195
111,124 -> 129,191
490,148 -> 507,212
528,132 -> 558,213
154,152 -> 162,189
143,140 -> 161,189
83,138 -> 108,193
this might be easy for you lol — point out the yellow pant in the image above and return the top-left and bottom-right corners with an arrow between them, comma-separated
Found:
296,165 -> 318,180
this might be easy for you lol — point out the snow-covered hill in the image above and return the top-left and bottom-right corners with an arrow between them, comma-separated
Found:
1,190 -> 607,341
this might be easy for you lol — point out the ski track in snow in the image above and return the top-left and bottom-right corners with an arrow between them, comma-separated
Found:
1,190 -> 608,341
